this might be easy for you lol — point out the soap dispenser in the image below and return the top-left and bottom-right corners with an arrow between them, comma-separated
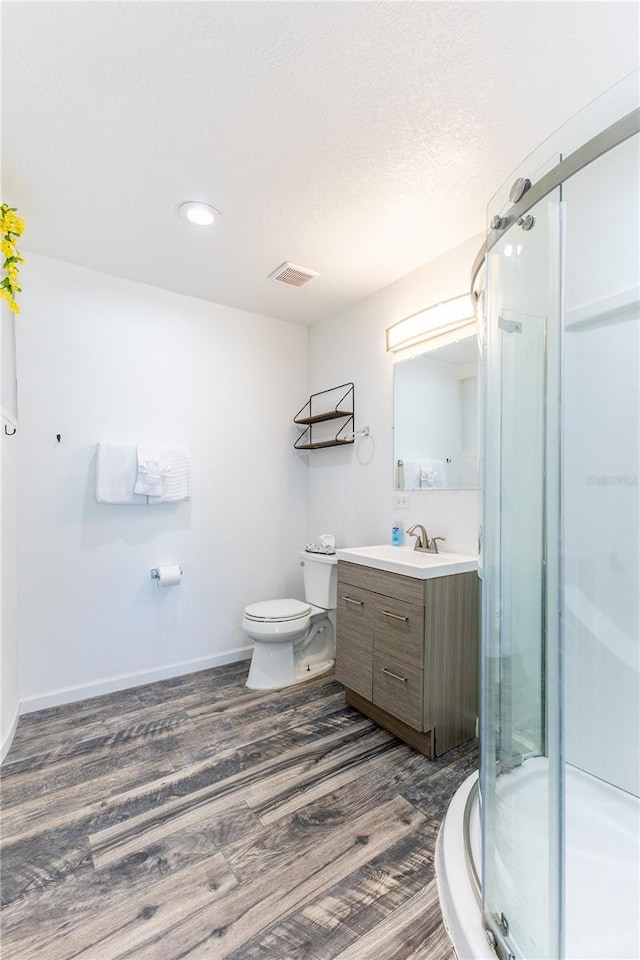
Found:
391,518 -> 404,546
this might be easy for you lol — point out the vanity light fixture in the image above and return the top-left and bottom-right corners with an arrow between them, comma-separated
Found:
385,293 -> 475,353
177,201 -> 221,227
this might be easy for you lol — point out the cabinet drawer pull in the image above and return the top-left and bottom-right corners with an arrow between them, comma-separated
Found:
342,596 -> 364,606
381,609 -> 409,622
382,667 -> 408,683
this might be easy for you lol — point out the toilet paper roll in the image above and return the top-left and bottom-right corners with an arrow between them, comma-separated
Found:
155,564 -> 182,588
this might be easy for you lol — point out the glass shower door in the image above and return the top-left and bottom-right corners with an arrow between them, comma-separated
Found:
481,186 -> 563,959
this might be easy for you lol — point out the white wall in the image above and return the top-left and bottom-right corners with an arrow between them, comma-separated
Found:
16,255 -> 309,711
13,236 -> 483,717
1,304 -> 20,760
308,234 -> 482,554
0,132 -> 21,761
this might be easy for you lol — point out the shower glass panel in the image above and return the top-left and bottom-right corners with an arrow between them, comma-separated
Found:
481,187 -> 562,960
561,133 -> 640,960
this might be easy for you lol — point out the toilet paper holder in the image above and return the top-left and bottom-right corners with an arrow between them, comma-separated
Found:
150,566 -> 183,580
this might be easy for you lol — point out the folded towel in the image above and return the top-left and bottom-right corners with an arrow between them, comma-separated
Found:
401,459 -> 422,490
135,444 -> 169,497
420,459 -> 447,489
143,445 -> 192,503
95,444 -> 147,505
305,542 -> 336,555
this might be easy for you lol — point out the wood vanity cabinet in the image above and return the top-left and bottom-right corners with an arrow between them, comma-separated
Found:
335,560 -> 479,758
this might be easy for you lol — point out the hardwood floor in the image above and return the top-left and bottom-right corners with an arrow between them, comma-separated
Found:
0,662 -> 477,959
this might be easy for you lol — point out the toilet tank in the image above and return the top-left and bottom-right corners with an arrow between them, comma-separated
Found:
299,551 -> 337,609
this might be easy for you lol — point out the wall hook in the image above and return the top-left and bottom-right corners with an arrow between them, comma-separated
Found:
4,424 -> 16,436
56,434 -> 61,443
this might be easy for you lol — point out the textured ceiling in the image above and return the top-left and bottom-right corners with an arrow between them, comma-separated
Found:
2,2 -> 638,325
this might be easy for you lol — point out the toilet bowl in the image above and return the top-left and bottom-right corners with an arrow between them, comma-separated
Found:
243,551 -> 337,690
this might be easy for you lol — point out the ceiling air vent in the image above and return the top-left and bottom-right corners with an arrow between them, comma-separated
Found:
268,261 -> 319,288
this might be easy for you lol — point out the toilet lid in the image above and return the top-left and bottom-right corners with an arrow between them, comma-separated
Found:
244,599 -> 312,622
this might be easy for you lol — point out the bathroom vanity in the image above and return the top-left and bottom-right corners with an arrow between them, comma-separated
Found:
335,545 -> 479,758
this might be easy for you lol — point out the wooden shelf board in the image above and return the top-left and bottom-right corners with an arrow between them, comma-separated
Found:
294,408 -> 353,426
295,439 -> 355,450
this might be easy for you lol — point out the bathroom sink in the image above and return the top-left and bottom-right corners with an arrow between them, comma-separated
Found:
335,544 -> 477,579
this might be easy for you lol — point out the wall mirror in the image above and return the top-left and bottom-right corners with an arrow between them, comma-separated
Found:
393,335 -> 479,490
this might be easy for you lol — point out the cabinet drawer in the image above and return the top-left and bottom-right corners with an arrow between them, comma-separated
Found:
373,652 -> 424,730
373,595 -> 424,670
335,582 -> 373,700
337,561 -> 424,605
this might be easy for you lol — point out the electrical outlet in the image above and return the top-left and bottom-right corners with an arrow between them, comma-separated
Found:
393,494 -> 411,510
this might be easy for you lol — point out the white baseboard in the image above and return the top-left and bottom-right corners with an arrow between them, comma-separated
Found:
19,646 -> 254,715
1,700 -> 21,764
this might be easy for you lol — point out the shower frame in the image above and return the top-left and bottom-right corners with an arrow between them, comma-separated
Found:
468,103 -> 640,960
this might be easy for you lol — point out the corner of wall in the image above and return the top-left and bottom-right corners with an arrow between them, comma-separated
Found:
1,301 -> 20,764
306,233 -> 483,552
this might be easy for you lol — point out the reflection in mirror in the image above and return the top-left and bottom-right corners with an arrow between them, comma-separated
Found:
393,335 -> 479,490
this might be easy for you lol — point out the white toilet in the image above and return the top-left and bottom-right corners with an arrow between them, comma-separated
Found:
242,550 -> 337,690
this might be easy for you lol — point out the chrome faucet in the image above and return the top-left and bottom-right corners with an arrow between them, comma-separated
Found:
406,524 -> 447,554
406,524 -> 429,552
428,536 -> 446,554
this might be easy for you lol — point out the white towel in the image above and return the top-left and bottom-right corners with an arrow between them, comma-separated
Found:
95,444 -> 147,505
318,533 -> 336,550
400,459 -> 422,490
134,443 -> 169,497
141,445 -> 192,503
305,542 -> 336,555
420,459 -> 447,489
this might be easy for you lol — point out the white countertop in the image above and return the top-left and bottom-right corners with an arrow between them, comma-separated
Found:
335,544 -> 478,580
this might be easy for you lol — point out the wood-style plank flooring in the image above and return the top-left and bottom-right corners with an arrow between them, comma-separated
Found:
0,661 -> 478,959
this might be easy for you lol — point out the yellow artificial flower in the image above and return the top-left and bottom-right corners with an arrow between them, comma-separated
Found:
0,287 -> 20,314
0,203 -> 25,310
2,212 -> 24,237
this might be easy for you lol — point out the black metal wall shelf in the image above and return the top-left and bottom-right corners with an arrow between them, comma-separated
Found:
294,382 -> 355,450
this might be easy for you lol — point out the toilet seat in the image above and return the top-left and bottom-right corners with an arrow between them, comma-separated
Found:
244,599 -> 311,623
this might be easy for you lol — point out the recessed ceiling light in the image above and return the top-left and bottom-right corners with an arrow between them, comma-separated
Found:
177,201 -> 221,227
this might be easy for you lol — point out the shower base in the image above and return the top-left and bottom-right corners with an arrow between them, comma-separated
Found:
436,759 -> 640,959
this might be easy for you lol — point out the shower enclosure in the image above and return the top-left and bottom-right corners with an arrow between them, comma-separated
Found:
438,74 -> 639,960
